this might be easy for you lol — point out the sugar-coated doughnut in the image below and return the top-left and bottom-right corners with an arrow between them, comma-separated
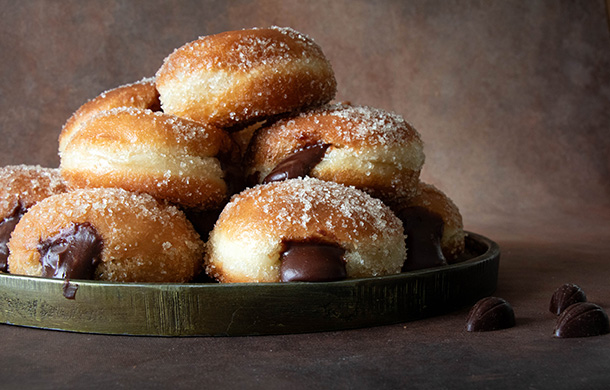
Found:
0,165 -> 68,272
60,107 -> 237,210
393,182 -> 466,271
155,26 -> 337,130
230,121 -> 266,160
58,77 -> 160,153
245,103 -> 425,204
205,178 -> 406,283
7,188 -> 204,282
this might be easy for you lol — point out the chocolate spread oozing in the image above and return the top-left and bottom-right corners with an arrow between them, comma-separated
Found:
37,223 -> 103,280
0,204 -> 26,272
280,241 -> 347,282
62,280 -> 79,300
263,144 -> 331,184
397,206 -> 448,272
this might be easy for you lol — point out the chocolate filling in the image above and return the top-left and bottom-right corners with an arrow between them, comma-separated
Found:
0,204 -> 26,273
62,280 -> 79,300
263,144 -> 330,184
37,223 -> 103,280
397,206 -> 448,272
280,241 -> 346,282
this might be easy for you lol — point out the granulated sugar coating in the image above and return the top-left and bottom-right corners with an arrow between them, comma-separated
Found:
310,103 -> 421,146
7,188 -> 204,282
97,77 -> 156,99
223,177 -> 400,240
89,107 -> 211,144
155,26 -> 337,128
0,165 -> 68,217
205,178 -> 407,283
164,26 -> 322,73
58,77 -> 160,153
245,103 -> 425,204
59,107 -> 232,210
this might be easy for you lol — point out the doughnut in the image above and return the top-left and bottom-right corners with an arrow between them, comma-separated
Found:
230,121 -> 266,160
204,177 -> 406,283
7,188 -> 204,282
245,103 -> 426,204
58,77 -> 160,153
0,165 -> 68,272
393,182 -> 466,271
155,26 -> 337,130
60,107 -> 237,210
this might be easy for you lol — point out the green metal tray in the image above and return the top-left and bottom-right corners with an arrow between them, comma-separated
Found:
0,232 -> 499,336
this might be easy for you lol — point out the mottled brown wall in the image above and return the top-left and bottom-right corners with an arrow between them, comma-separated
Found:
1,0 -> 608,227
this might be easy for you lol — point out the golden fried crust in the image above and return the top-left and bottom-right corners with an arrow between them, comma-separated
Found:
205,178 -> 406,283
245,103 -> 425,202
7,188 -> 204,282
60,107 -> 235,210
59,78 -> 160,152
402,182 -> 466,262
155,26 -> 337,129
0,165 -> 68,218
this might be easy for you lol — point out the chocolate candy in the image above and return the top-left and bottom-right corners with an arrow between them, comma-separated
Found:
549,283 -> 587,315
0,204 -> 26,272
554,302 -> 610,338
280,241 -> 346,282
397,206 -> 448,272
263,144 -> 330,184
466,296 -> 516,332
38,222 -> 103,280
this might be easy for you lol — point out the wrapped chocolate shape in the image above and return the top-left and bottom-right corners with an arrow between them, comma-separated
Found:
554,302 -> 610,338
549,283 -> 587,315
466,297 -> 516,332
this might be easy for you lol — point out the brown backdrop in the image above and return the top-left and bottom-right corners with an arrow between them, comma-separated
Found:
1,1 -> 609,388
2,1 -> 608,225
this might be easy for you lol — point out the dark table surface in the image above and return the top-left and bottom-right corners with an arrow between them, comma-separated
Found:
2,214 -> 609,389
1,1 -> 609,388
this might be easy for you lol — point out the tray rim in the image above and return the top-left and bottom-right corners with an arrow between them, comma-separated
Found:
0,231 -> 500,336
0,231 -> 498,288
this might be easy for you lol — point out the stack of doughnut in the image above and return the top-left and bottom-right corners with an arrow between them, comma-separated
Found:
1,26 -> 465,285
